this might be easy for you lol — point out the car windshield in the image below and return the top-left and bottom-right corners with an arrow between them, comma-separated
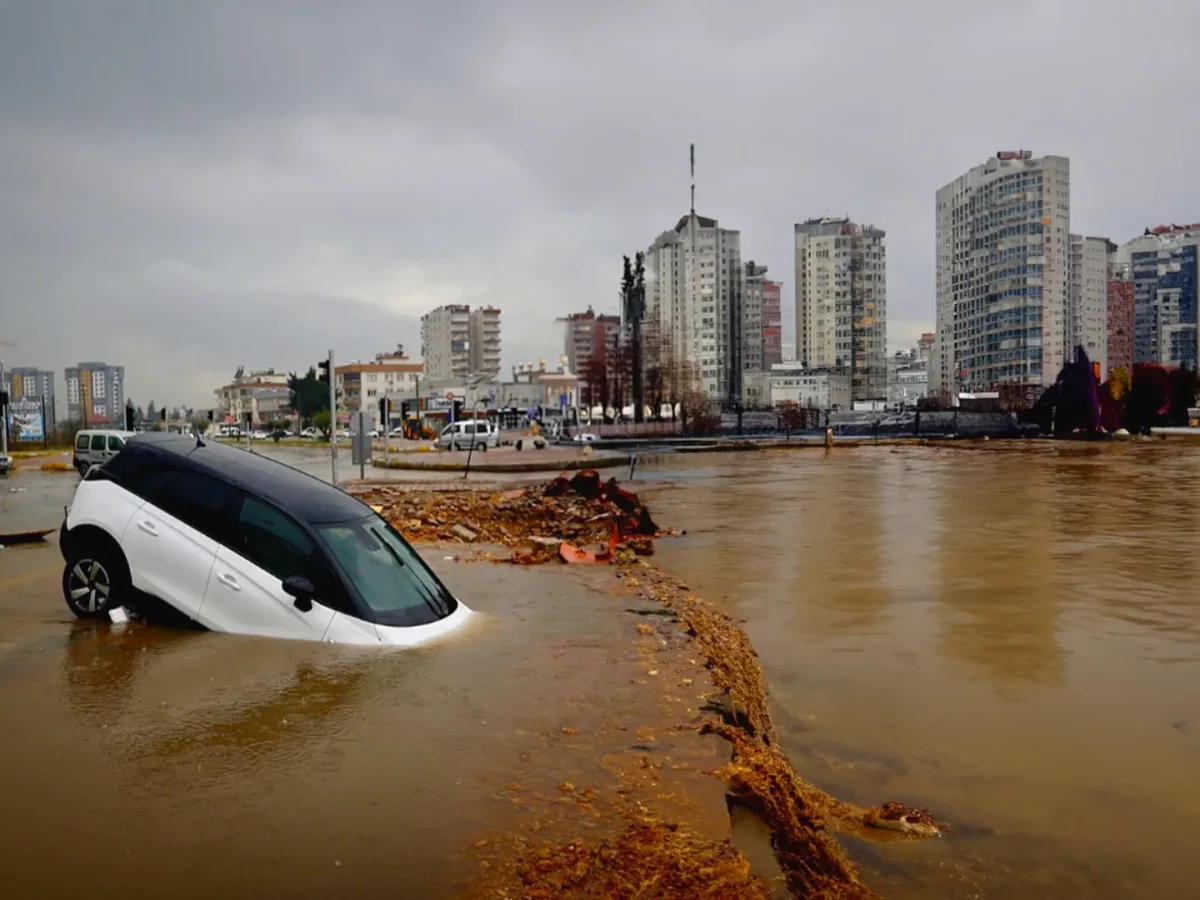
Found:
316,515 -> 455,626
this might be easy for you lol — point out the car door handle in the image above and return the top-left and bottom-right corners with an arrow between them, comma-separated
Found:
217,572 -> 241,592
137,520 -> 159,537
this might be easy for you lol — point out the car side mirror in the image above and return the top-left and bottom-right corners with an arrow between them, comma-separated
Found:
282,575 -> 315,612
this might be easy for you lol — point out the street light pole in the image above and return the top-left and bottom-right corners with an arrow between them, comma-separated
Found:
328,349 -> 338,484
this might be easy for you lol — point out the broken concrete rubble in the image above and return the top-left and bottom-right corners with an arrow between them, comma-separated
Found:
354,470 -> 670,566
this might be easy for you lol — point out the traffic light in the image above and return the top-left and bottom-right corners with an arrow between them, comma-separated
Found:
160,408 -> 167,421
318,358 -> 331,383
124,403 -> 135,431
0,390 -> 8,412
378,396 -> 390,427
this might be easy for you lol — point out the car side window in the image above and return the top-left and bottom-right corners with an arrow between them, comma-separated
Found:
75,434 -> 89,451
107,435 -> 125,452
90,434 -> 106,451
234,496 -> 348,612
153,471 -> 241,543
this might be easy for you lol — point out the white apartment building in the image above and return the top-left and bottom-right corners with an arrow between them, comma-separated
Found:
421,304 -> 502,380
1069,234 -> 1113,377
743,365 -> 852,410
468,306 -> 502,378
643,213 -> 743,402
420,304 -> 472,380
933,152 -> 1070,399
793,218 -> 887,402
214,366 -> 291,425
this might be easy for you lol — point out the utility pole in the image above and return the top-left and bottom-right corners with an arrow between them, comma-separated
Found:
0,339 -> 15,457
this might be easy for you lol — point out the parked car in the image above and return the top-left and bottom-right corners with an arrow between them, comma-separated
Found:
251,430 -> 270,441
300,427 -> 318,438
437,420 -> 499,452
572,432 -> 599,443
0,453 -> 12,476
73,429 -> 136,475
58,433 -> 471,645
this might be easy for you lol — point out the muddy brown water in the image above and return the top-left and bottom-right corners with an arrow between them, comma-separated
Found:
640,440 -> 1200,898
0,546 -> 736,899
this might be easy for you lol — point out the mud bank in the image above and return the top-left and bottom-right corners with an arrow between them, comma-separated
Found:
360,477 -> 937,899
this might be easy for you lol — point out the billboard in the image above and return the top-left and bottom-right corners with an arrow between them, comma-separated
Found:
7,398 -> 45,441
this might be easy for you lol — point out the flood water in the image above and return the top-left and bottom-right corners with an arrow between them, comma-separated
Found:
0,550 -> 732,899
642,440 -> 1200,898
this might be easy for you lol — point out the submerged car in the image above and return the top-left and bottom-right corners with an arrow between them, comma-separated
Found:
59,433 -> 470,645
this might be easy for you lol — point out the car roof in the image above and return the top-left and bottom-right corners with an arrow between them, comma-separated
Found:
126,433 -> 370,525
81,429 -> 135,437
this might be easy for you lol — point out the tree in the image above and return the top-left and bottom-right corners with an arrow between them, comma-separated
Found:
288,367 -> 329,425
312,409 -> 332,439
621,253 -> 647,423
584,343 -> 611,419
146,400 -> 157,422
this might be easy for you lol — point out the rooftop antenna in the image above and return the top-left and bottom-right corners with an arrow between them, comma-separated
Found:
689,142 -> 695,215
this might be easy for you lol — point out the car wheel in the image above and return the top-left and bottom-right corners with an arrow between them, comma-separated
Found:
62,544 -> 127,619
76,461 -> 90,477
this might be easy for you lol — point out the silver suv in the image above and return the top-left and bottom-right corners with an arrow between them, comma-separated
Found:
73,429 -> 134,475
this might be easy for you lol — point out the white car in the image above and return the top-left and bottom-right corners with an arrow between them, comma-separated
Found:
251,430 -> 270,440
0,453 -> 12,475
300,427 -> 318,438
572,432 -> 599,443
58,434 -> 471,646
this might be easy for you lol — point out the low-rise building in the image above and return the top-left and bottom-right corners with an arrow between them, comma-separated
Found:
744,364 -> 851,410
335,347 -> 424,428
214,366 -> 291,426
887,349 -> 929,408
497,361 -> 579,414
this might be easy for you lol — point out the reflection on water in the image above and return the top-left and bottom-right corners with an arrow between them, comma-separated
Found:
644,442 -> 1200,899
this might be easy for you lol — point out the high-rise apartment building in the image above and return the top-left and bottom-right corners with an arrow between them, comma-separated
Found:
420,304 -> 503,381
761,279 -> 782,369
468,306 -> 502,378
643,213 -> 743,402
561,307 -> 621,390
1069,234 -> 1113,376
933,152 -> 1070,399
65,362 -> 125,426
794,217 -> 887,402
742,262 -> 768,376
420,304 -> 471,380
1107,263 -> 1135,376
5,367 -> 56,419
1117,223 -> 1200,369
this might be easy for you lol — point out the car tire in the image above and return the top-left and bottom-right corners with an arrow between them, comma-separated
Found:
76,461 -> 90,477
62,542 -> 128,619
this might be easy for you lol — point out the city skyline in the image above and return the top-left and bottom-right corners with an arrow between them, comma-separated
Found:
2,1 -> 1197,407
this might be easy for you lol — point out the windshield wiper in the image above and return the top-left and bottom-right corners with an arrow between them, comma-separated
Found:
372,526 -> 450,617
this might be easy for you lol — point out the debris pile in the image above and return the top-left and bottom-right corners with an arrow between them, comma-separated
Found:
471,822 -> 772,900
355,470 -> 669,565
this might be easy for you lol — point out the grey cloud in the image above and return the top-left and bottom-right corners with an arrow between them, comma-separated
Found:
2,0 -> 1198,407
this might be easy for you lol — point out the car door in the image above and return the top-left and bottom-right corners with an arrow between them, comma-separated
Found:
122,469 -> 234,619
198,494 -> 336,641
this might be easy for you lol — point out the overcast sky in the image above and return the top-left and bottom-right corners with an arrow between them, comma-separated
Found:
2,0 -> 1198,409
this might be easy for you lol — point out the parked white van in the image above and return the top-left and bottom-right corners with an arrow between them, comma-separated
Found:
437,420 -> 498,451
73,429 -> 135,475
